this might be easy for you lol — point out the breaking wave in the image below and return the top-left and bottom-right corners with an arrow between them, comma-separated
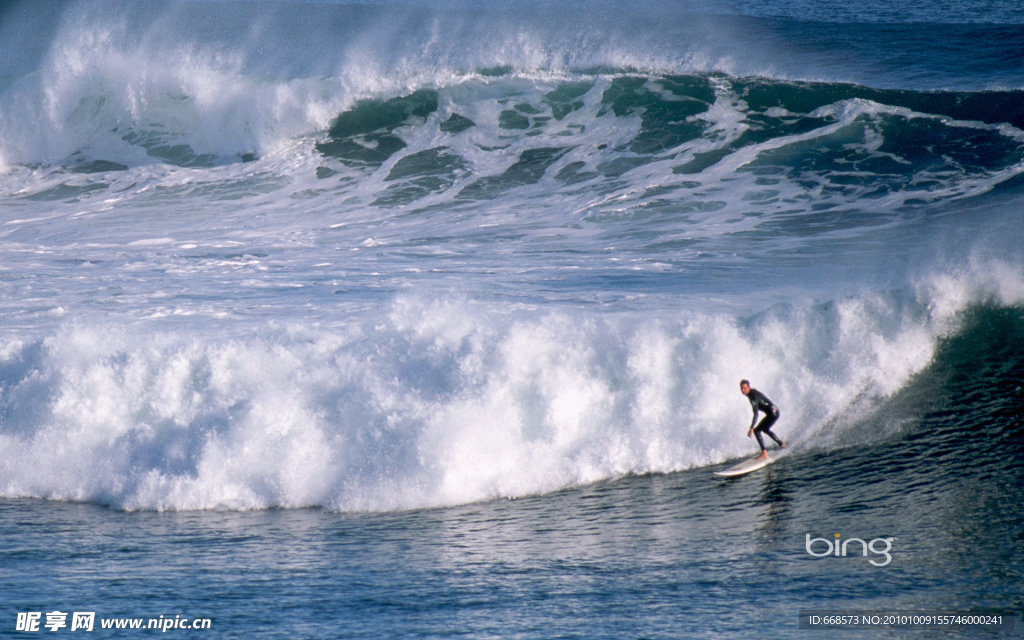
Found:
1,264 -> 1022,511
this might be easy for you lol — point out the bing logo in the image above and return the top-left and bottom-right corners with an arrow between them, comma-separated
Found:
805,533 -> 895,567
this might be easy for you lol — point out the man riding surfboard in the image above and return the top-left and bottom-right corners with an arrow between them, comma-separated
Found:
740,380 -> 785,460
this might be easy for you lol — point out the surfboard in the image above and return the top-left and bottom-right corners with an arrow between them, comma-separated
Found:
714,455 -> 772,477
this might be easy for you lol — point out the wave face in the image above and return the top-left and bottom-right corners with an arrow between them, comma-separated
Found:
1,0 -> 1024,511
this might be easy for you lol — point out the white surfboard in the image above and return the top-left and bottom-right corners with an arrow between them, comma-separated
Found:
714,455 -> 772,477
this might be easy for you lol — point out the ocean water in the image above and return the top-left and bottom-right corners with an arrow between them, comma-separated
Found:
1,0 -> 1023,637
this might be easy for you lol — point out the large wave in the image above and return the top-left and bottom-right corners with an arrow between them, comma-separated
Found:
0,0 -> 736,170
1,262 -> 1021,511
2,0 -> 1024,172
5,70 -> 1024,236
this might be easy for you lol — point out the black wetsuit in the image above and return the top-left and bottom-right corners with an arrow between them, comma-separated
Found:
747,388 -> 783,451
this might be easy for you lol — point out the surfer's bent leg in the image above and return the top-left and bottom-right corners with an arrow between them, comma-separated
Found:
754,408 -> 783,448
753,427 -> 767,451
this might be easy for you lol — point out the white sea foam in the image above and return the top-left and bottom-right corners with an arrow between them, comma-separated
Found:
1,261 -> 1019,512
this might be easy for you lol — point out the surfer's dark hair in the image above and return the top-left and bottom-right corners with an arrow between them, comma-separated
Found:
740,379 -> 750,387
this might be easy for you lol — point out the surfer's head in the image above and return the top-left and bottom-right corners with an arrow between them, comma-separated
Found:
740,380 -> 750,395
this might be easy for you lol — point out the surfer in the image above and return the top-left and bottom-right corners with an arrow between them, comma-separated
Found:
740,380 -> 784,460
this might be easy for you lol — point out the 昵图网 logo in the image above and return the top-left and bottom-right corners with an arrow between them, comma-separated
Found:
805,533 -> 895,567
